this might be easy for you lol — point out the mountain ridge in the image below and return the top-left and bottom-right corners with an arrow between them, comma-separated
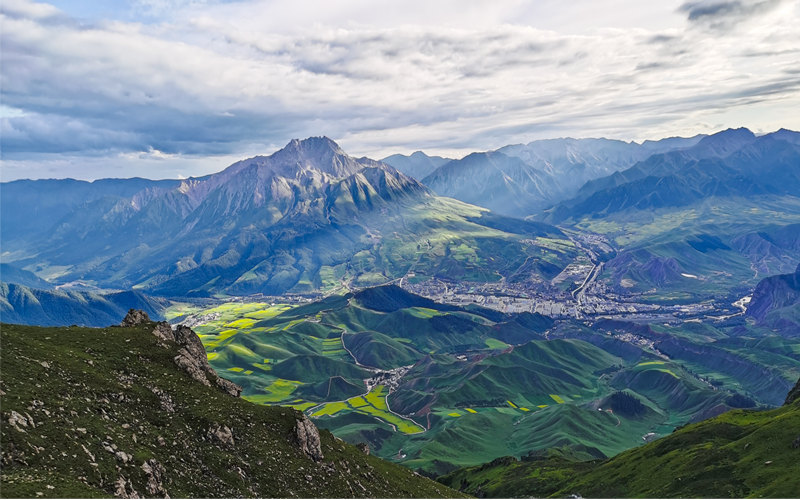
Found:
0,314 -> 463,498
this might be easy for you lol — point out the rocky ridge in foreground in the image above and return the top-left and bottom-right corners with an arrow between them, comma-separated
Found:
0,311 -> 463,498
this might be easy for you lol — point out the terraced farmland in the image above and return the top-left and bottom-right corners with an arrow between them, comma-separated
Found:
168,284 -> 800,474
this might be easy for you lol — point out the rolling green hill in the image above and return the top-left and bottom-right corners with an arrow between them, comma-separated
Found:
0,319 -> 463,498
439,378 -> 800,498
168,285 -> 798,474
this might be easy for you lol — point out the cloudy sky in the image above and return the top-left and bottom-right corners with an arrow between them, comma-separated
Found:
2,0 -> 799,180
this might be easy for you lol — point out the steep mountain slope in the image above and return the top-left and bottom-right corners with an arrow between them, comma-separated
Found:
546,129 -> 798,221
421,136 -> 703,218
423,152 -> 558,216
440,378 -> 800,498
382,151 -> 452,181
0,282 -> 168,327
1,137 -> 577,297
0,264 -> 53,289
535,129 -> 800,301
746,263 -> 800,329
0,317 -> 463,498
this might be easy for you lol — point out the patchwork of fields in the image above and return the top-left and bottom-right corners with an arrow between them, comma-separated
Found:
167,285 -> 800,473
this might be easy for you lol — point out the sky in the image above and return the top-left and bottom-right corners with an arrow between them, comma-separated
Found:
1,0 -> 799,180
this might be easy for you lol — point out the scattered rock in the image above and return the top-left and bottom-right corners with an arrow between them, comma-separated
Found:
294,415 -> 324,462
792,436 -> 800,449
115,451 -> 133,463
113,476 -> 140,499
7,411 -> 32,432
207,424 -> 235,447
150,387 -> 176,413
121,309 -> 151,327
80,444 -> 95,462
356,442 -> 370,455
141,459 -> 168,497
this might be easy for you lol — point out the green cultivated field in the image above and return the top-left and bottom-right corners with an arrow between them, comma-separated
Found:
160,283 -> 800,474
441,391 -> 800,498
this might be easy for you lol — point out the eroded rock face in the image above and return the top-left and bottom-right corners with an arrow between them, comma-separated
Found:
141,459 -> 168,497
173,347 -> 213,387
121,310 -> 243,398
113,476 -> 140,499
151,322 -> 174,342
121,309 -> 151,327
216,377 -> 243,398
294,415 -> 324,462
207,424 -> 235,447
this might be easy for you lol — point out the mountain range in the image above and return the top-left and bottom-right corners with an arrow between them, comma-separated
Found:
0,282 -> 167,327
1,137 -> 576,297
403,135 -> 704,218
2,127 -> 800,498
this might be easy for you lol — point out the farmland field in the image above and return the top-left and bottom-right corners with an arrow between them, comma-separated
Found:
165,283 -> 800,474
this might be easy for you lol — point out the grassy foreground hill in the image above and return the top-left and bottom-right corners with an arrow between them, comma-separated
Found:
0,317 -> 463,498
439,378 -> 800,498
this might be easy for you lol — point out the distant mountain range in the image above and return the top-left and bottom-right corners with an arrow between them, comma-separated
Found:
544,128 -> 800,222
381,151 -> 451,181
1,137 -> 576,297
396,135 -> 704,218
0,282 -> 167,326
529,128 -> 800,299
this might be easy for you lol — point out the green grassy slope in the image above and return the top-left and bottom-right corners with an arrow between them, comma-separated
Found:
439,382 -> 800,498
165,286 -> 796,475
0,322 -> 464,498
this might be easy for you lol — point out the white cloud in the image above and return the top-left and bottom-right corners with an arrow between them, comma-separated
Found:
1,0 -> 799,179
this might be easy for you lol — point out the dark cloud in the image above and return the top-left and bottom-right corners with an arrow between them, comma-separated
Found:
679,0 -> 786,30
1,0 -> 798,179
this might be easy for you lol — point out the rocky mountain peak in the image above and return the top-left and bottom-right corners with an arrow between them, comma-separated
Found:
693,127 -> 756,156
269,136 -> 364,178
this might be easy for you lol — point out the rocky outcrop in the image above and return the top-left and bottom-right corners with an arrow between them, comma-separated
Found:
207,424 -> 235,447
356,442 -> 370,455
121,309 -> 152,327
119,311 -> 242,398
114,476 -> 140,499
7,410 -> 35,433
785,377 -> 800,406
294,415 -> 324,462
141,459 -> 168,497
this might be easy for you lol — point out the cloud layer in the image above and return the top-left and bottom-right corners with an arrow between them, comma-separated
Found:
2,0 -> 799,180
